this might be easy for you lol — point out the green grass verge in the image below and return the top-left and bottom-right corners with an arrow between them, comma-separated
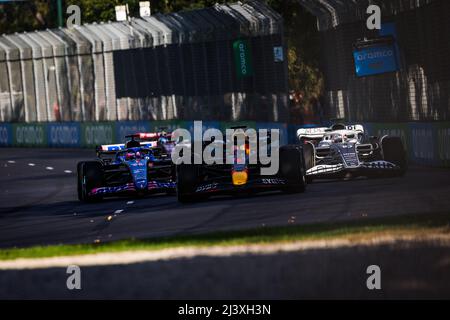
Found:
1,212 -> 449,261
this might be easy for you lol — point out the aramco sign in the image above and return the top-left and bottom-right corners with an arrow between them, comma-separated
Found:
353,45 -> 399,77
233,40 -> 253,78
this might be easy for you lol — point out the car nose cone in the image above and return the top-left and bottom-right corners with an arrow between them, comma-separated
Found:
135,180 -> 147,190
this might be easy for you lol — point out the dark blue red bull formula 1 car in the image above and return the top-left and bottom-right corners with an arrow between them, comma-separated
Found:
77,131 -> 176,202
175,127 -> 307,203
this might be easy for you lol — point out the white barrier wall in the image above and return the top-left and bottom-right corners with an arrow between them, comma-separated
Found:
0,1 -> 289,123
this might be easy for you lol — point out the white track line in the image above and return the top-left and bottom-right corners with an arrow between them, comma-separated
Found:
45,167 -> 54,171
7,160 -> 16,164
28,163 -> 35,167
64,170 -> 72,174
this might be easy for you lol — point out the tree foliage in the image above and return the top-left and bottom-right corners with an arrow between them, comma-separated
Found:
0,1 -> 54,33
0,0 -> 322,122
267,0 -> 323,122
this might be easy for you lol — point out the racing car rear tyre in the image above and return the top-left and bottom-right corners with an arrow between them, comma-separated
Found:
78,161 -> 104,202
279,145 -> 306,193
382,137 -> 407,176
302,142 -> 315,184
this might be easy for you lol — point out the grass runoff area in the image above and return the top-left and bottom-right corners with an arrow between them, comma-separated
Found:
1,212 -> 449,261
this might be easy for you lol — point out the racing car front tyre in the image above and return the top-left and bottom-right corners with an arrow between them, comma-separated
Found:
279,145 -> 307,193
176,164 -> 203,203
77,161 -> 104,202
381,137 -> 407,177
302,142 -> 315,184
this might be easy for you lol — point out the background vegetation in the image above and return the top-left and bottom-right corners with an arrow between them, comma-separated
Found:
0,0 -> 323,123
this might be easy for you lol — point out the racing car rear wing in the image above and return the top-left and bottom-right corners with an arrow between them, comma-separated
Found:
297,127 -> 329,140
137,132 -> 172,141
297,125 -> 365,140
97,141 -> 157,153
346,124 -> 365,133
98,131 -> 174,152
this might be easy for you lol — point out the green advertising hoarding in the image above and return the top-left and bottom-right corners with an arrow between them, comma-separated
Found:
12,123 -> 48,147
150,120 -> 187,132
81,122 -> 115,148
233,40 -> 253,78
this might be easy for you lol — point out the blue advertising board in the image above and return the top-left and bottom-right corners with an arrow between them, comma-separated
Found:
116,121 -> 150,143
409,122 -> 437,166
48,123 -> 81,147
353,45 -> 398,77
0,123 -> 12,146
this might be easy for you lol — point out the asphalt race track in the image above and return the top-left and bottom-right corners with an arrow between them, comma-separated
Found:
2,148 -> 450,299
1,148 -> 450,249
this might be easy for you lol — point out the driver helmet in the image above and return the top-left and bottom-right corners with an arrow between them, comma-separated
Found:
125,152 -> 135,160
158,136 -> 169,145
333,134 -> 343,143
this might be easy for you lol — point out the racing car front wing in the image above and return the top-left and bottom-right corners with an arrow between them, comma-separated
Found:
89,181 -> 176,196
306,160 -> 401,179
193,178 -> 288,195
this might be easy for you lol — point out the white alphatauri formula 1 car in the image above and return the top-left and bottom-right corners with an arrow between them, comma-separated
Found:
297,123 -> 407,182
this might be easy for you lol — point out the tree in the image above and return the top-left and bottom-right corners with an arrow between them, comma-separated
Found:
0,1 -> 54,33
267,0 -> 323,123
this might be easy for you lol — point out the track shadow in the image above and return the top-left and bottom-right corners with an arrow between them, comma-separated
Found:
1,240 -> 449,299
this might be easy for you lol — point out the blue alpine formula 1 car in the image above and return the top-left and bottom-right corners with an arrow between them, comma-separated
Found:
77,132 -> 176,202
